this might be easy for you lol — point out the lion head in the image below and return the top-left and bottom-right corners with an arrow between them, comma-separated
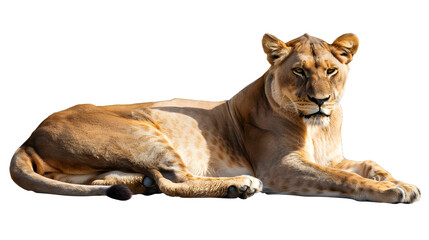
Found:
262,33 -> 359,125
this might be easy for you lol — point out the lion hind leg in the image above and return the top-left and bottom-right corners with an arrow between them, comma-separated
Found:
90,122 -> 264,199
150,169 -> 263,199
132,133 -> 263,198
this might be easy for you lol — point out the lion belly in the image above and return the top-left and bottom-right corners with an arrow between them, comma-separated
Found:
149,106 -> 253,177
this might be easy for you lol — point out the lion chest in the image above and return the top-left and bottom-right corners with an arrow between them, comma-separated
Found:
304,126 -> 342,167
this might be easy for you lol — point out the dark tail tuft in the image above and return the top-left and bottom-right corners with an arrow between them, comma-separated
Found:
106,185 -> 132,201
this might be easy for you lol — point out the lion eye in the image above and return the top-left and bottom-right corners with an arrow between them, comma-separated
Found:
327,68 -> 337,75
293,68 -> 305,76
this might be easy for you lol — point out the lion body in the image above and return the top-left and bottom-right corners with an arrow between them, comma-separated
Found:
10,33 -> 420,203
29,100 -> 253,180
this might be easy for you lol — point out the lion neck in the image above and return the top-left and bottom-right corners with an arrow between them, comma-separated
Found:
228,71 -> 306,135
227,71 -> 343,168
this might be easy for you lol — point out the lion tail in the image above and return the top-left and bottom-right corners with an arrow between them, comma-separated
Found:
10,146 -> 132,200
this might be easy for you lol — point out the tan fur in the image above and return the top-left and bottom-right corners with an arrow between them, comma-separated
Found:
10,33 -> 420,203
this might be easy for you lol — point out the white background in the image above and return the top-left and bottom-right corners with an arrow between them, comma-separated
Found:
1,0 -> 428,239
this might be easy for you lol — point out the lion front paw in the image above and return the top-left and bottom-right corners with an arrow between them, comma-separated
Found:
392,181 -> 421,204
226,176 -> 263,199
365,180 -> 420,204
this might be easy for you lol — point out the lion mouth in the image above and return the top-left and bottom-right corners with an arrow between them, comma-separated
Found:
300,110 -> 330,119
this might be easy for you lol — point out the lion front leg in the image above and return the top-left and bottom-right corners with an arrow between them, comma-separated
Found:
261,158 -> 420,203
334,158 -> 421,203
334,159 -> 394,181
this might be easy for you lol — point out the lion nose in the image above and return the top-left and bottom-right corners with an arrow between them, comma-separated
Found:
308,95 -> 330,106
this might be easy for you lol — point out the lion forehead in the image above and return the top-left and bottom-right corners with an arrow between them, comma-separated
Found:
291,48 -> 340,68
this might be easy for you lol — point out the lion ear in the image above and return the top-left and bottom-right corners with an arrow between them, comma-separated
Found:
331,33 -> 359,64
262,33 -> 292,65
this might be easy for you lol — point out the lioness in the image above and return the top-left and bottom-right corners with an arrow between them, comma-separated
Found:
10,33 -> 420,203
